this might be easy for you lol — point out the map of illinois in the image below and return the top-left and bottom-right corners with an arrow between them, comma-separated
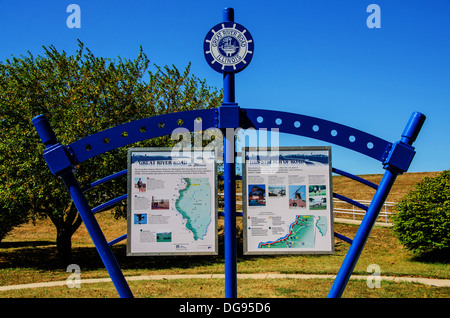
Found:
175,178 -> 212,240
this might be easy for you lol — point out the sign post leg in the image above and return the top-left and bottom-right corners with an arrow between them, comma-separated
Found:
61,173 -> 134,298
327,112 -> 425,298
224,133 -> 237,298
222,7 -> 238,299
328,169 -> 397,298
32,115 -> 134,298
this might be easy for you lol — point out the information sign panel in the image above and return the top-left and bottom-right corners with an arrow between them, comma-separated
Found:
243,147 -> 334,255
127,148 -> 218,255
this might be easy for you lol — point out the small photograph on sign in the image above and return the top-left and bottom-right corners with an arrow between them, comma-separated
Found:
289,185 -> 306,209
309,185 -> 326,196
134,177 -> 146,193
156,231 -> 172,243
151,196 -> 169,210
134,213 -> 147,224
268,185 -> 286,197
248,184 -> 266,206
309,197 -> 327,210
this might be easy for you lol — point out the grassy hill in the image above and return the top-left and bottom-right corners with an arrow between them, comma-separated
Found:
332,171 -> 442,203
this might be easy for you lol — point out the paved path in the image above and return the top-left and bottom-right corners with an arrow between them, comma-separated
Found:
1,273 -> 449,291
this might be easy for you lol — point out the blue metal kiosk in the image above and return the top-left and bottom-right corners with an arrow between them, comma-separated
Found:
32,8 -> 425,298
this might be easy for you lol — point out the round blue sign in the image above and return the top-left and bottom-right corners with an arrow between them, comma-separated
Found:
204,21 -> 254,74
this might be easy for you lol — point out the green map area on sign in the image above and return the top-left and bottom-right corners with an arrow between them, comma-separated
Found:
316,216 -> 328,236
175,178 -> 212,240
259,215 -> 316,249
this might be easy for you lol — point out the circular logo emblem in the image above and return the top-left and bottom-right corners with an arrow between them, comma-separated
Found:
204,22 -> 254,74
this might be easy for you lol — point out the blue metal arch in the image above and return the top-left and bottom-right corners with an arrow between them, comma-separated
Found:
68,108 -> 218,164
63,106 -> 394,168
240,108 -> 392,163
66,107 -> 394,166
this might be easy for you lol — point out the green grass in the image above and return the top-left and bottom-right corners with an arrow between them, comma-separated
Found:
1,278 -> 449,298
0,171 -> 449,298
1,219 -> 449,298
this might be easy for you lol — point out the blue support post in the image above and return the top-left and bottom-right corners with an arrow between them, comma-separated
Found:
328,112 -> 425,298
223,128 -> 237,298
222,6 -> 238,299
32,115 -> 134,298
61,173 -> 133,298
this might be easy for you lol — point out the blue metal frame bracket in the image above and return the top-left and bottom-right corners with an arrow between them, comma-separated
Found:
42,144 -> 76,176
383,141 -> 416,173
33,115 -> 77,176
218,103 -> 240,129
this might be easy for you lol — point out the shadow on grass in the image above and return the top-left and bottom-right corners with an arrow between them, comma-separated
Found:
0,239 -> 297,274
0,241 -> 54,248
0,227 -> 352,273
0,224 -> 354,273
411,249 -> 450,264
0,243 -> 227,272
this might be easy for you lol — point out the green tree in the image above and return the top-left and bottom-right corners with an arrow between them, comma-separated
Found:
0,40 -> 222,258
393,170 -> 450,255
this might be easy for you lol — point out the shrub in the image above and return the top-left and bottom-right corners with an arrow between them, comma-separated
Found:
393,170 -> 450,255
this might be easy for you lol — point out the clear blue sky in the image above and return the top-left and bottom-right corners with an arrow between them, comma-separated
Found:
1,0 -> 449,175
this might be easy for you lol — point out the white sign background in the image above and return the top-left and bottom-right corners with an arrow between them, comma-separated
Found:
243,147 -> 334,255
127,148 -> 218,256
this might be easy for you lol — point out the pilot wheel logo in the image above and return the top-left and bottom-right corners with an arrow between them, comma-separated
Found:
204,22 -> 254,74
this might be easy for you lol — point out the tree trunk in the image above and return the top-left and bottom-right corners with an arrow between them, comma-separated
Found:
56,226 -> 73,260
53,202 -> 83,260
